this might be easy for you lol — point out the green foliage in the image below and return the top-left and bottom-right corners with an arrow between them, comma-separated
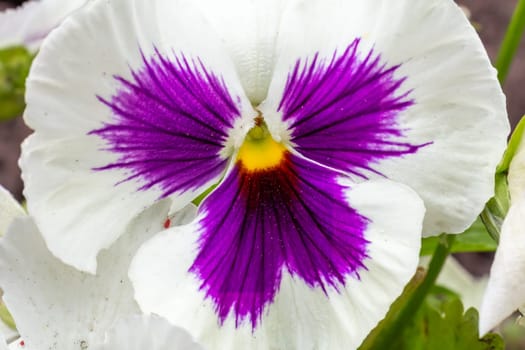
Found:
498,116 -> 525,174
478,115 -> 525,242
421,217 -> 497,256
480,172 -> 509,242
360,276 -> 504,350
395,289 -> 503,350
359,268 -> 427,350
362,235 -> 456,349
0,46 -> 33,121
495,0 -> 525,83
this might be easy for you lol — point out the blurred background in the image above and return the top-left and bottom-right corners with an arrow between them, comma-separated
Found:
0,0 -> 524,346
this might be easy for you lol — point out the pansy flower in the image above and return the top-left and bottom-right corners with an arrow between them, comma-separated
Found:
0,186 -> 199,349
21,0 -> 508,348
0,0 -> 87,52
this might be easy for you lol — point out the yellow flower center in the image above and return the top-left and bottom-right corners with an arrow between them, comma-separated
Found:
237,119 -> 286,172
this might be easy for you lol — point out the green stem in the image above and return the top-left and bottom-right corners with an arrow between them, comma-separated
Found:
479,173 -> 510,242
369,234 -> 455,349
496,0 -> 525,83
479,207 -> 502,242
404,234 -> 455,314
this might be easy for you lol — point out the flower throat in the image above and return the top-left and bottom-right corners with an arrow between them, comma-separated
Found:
237,116 -> 287,172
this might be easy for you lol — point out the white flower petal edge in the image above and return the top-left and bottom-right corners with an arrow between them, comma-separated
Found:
479,197 -> 525,334
260,0 -> 509,236
0,186 -> 25,237
21,0 -> 253,273
0,315 -> 17,347
0,185 -> 22,343
94,314 -> 204,350
508,135 -> 525,201
0,200 -> 196,349
194,0 -> 289,105
7,341 -> 23,350
479,130 -> 525,334
130,180 -> 425,350
0,333 -> 20,350
0,331 -> 6,350
0,0 -> 87,51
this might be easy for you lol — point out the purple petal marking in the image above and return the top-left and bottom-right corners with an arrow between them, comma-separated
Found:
90,49 -> 241,197
279,39 -> 429,178
190,153 -> 369,329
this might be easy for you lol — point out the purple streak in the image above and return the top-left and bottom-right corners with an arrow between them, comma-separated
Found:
90,49 -> 241,197
190,153 -> 369,329
279,39 -> 427,179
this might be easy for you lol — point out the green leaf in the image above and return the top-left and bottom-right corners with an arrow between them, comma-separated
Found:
480,172 -> 510,242
0,46 -> 33,122
495,0 -> 525,83
363,285 -> 504,350
421,217 -> 497,256
401,295 -> 503,350
359,268 -> 427,350
477,115 -> 525,241
362,235 -> 455,350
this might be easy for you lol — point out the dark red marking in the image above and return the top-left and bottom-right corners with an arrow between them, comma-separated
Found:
254,109 -> 264,126
239,152 -> 296,210
163,218 -> 171,229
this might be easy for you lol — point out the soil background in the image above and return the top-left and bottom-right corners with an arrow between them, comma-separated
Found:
0,0 -> 524,285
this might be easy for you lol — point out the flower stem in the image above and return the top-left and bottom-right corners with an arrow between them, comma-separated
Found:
496,0 -> 525,83
366,234 -> 455,349
403,234 -> 456,315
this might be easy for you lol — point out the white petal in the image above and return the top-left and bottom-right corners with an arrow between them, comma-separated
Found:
21,0 -> 253,272
94,314 -> 203,350
0,0 -> 87,51
0,314 -> 17,345
130,180 -> 424,350
261,0 -> 508,235
1,336 -> 22,350
0,331 -> 6,350
0,200 -> 191,349
479,197 -> 525,334
7,340 -> 23,350
0,186 -> 25,237
195,0 -> 290,105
